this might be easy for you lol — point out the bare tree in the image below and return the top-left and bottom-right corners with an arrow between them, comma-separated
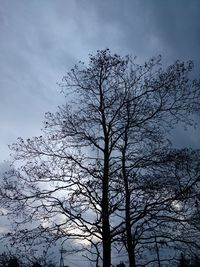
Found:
118,147 -> 200,266
0,50 -> 200,267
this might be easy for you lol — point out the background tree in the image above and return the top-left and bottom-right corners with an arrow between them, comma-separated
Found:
31,262 -> 42,267
0,253 -> 14,267
0,252 -> 56,267
178,253 -> 190,267
7,257 -> 19,267
118,147 -> 200,266
0,50 -> 200,267
116,262 -> 126,267
177,253 -> 200,267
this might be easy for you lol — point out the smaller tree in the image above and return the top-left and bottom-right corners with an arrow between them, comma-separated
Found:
178,253 -> 190,267
191,255 -> 200,267
31,262 -> 42,267
7,257 -> 20,267
116,262 -> 126,267
0,253 -> 10,267
177,253 -> 200,267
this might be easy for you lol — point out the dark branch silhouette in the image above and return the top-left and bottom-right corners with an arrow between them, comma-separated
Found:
0,49 -> 200,267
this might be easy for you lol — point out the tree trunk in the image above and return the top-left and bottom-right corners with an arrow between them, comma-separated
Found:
125,191 -> 136,267
122,130 -> 136,267
99,76 -> 111,267
102,145 -> 111,267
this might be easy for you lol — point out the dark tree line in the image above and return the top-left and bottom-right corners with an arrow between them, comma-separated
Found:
178,253 -> 200,267
0,256 -> 19,267
0,253 -> 55,267
0,259 -> 54,267
0,50 -> 200,267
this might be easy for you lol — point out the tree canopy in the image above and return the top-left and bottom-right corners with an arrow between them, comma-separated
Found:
1,49 -> 200,267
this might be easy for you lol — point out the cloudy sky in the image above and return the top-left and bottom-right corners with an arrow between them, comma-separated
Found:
0,0 -> 200,162
0,0 -> 200,265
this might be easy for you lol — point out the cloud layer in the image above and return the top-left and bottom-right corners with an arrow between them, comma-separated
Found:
0,0 -> 200,161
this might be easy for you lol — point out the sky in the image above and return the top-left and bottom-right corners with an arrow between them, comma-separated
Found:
0,0 -> 200,265
0,0 -> 200,163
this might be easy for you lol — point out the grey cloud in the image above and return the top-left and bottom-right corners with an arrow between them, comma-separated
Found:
85,0 -> 200,63
138,0 -> 200,63
0,0 -> 199,155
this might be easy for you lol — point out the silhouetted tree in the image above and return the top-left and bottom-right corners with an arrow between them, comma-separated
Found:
0,253 -> 11,267
191,255 -> 200,267
7,257 -> 19,267
116,262 -> 125,267
119,147 -> 200,266
31,262 -> 42,267
0,50 -> 200,267
111,53 -> 200,266
177,253 -> 200,267
178,253 -> 190,267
